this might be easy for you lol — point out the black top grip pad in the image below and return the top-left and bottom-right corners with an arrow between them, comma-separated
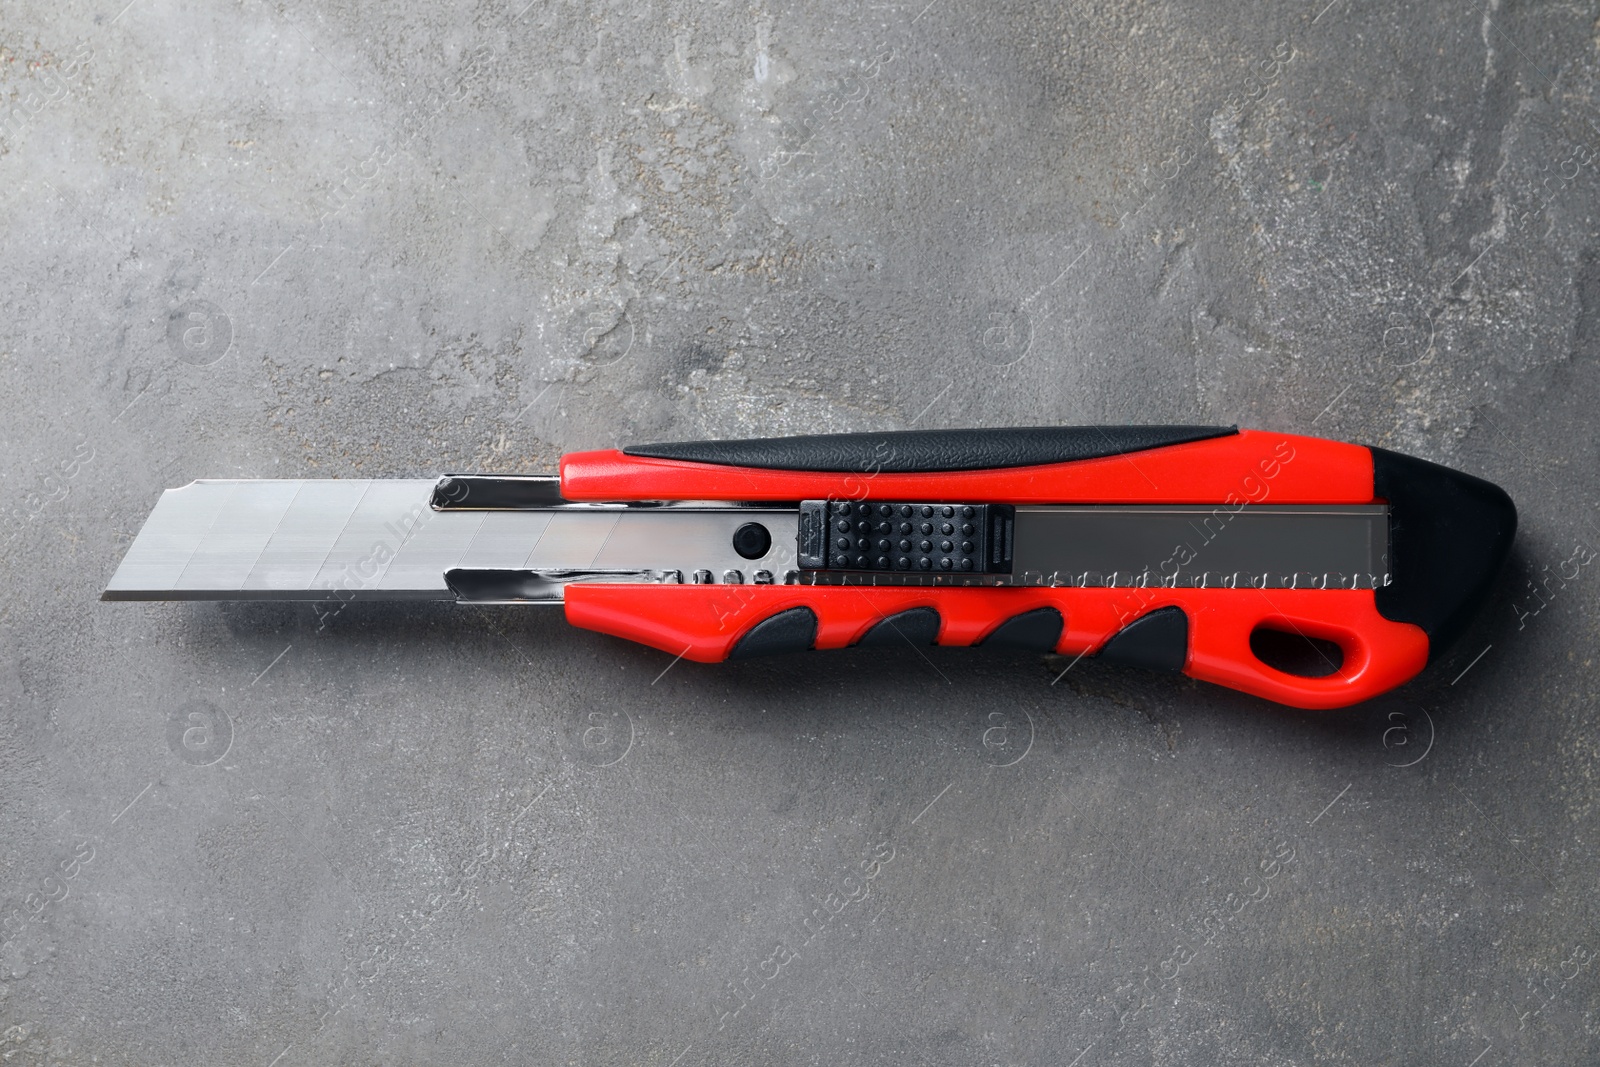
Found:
623,425 -> 1237,473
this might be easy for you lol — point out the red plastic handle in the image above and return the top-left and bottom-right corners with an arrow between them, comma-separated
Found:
563,584 -> 1427,710
550,427 -> 1513,708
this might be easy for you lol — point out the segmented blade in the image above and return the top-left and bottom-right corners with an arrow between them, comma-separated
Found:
102,480 -> 797,601
104,481 -> 1388,602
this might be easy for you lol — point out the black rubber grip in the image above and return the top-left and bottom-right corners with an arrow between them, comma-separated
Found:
1370,447 -> 1517,662
728,607 -> 818,659
979,608 -> 1064,650
855,608 -> 942,647
623,425 -> 1237,473
1097,606 -> 1189,671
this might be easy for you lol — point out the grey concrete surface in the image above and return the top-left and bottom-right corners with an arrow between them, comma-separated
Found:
2,0 -> 1598,1063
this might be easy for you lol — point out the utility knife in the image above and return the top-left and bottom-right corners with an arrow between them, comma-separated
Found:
103,425 -> 1516,709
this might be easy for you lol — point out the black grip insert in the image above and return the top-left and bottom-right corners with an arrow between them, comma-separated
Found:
728,607 -> 818,659
624,425 -> 1237,473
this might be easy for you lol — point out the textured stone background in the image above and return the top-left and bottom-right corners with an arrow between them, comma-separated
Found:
2,0 -> 1599,1063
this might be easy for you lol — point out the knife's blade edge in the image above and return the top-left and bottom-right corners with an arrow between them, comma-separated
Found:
100,587 -> 461,602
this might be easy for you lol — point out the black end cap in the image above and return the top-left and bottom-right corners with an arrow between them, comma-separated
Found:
1097,606 -> 1189,672
1371,447 -> 1518,662
855,608 -> 942,648
728,607 -> 818,660
979,607 -> 1064,651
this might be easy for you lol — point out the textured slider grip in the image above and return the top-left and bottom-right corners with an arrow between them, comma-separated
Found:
797,500 -> 1013,574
